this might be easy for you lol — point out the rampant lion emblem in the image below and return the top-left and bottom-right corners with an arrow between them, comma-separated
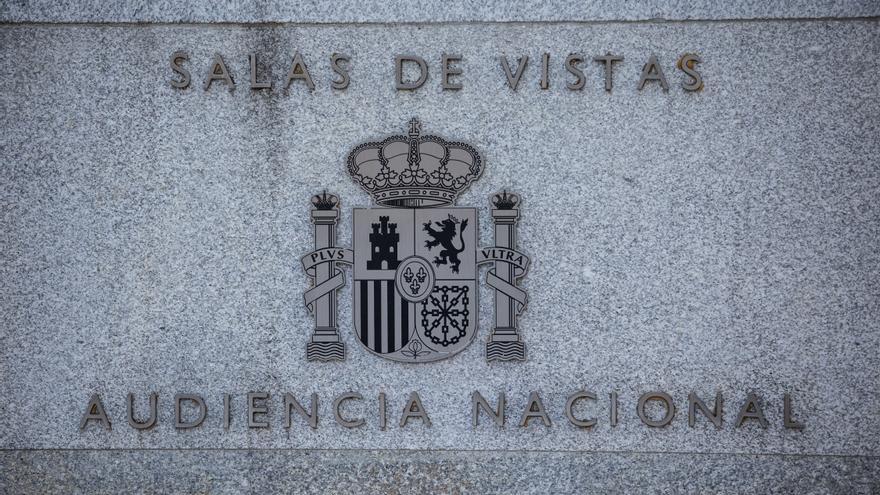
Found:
423,214 -> 468,274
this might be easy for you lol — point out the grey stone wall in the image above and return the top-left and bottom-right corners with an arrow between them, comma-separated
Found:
3,451 -> 879,494
1,2 -> 879,493
2,0 -> 879,23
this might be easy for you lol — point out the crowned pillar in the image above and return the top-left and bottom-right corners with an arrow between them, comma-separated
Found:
305,191 -> 345,361
486,191 -> 528,361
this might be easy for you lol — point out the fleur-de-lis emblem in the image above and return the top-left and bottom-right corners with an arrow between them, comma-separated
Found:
404,266 -> 422,295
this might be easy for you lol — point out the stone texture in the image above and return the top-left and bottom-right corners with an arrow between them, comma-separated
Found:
1,13 -> 879,493
1,0 -> 879,24
2,450 -> 878,494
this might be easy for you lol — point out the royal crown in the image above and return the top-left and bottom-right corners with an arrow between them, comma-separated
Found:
347,118 -> 483,208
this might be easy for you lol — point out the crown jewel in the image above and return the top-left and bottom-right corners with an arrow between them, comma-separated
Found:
347,118 -> 483,208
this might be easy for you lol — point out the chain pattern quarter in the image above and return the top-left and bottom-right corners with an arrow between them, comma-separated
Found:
420,285 -> 470,347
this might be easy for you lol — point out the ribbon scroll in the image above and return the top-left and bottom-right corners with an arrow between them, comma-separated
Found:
302,248 -> 353,313
478,247 -> 530,314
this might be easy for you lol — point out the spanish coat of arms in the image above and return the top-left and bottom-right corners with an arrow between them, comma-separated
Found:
301,119 -> 529,363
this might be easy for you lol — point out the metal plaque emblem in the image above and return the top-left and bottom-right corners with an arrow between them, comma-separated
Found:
302,119 -> 530,363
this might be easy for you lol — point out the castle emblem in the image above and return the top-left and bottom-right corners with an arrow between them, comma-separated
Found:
302,119 -> 530,362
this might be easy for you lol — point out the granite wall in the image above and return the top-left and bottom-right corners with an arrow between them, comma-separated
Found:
1,2 -> 878,493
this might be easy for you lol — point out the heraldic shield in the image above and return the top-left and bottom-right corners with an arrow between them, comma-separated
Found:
353,207 -> 477,362
303,118 -> 530,363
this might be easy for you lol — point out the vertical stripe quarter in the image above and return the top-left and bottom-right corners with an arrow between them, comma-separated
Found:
372,280 -> 382,353
359,280 -> 368,347
387,280 -> 395,353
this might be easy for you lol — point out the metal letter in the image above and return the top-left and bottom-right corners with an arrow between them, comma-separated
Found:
379,392 -> 387,431
284,51 -> 315,90
223,393 -> 231,430
565,390 -> 597,428
333,392 -> 365,428
784,394 -> 804,430
565,54 -> 585,90
395,55 -> 428,90
610,391 -> 618,427
331,53 -> 351,90
169,51 -> 190,89
500,55 -> 528,91
203,53 -> 234,91
688,392 -> 722,428
594,53 -> 623,92
249,53 -> 272,90
175,394 -> 206,429
127,392 -> 157,430
441,53 -> 463,90
400,392 -> 431,427
677,53 -> 703,91
472,391 -> 505,427
79,394 -> 111,431
540,53 -> 550,89
735,393 -> 768,428
637,392 -> 675,427
637,55 -> 669,91
247,392 -> 269,428
519,391 -> 551,427
283,393 -> 318,429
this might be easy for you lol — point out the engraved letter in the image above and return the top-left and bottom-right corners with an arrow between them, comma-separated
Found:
379,392 -> 387,431
169,51 -> 190,89
441,53 -> 463,90
610,391 -> 618,427
678,53 -> 703,91
637,55 -> 669,91
395,55 -> 428,90
565,54 -> 585,90
331,53 -> 351,90
400,392 -> 431,427
285,52 -> 316,90
594,53 -> 623,92
565,390 -> 597,428
519,391 -> 551,427
472,391 -> 505,427
500,55 -> 528,91
204,53 -> 234,91
175,394 -> 207,429
637,392 -> 675,427
540,53 -> 550,89
784,394 -> 804,430
333,392 -> 365,428
688,391 -> 722,428
249,53 -> 272,90
247,392 -> 269,428
735,393 -> 768,428
127,392 -> 158,430
223,393 -> 231,430
284,393 -> 318,429
79,394 -> 111,430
